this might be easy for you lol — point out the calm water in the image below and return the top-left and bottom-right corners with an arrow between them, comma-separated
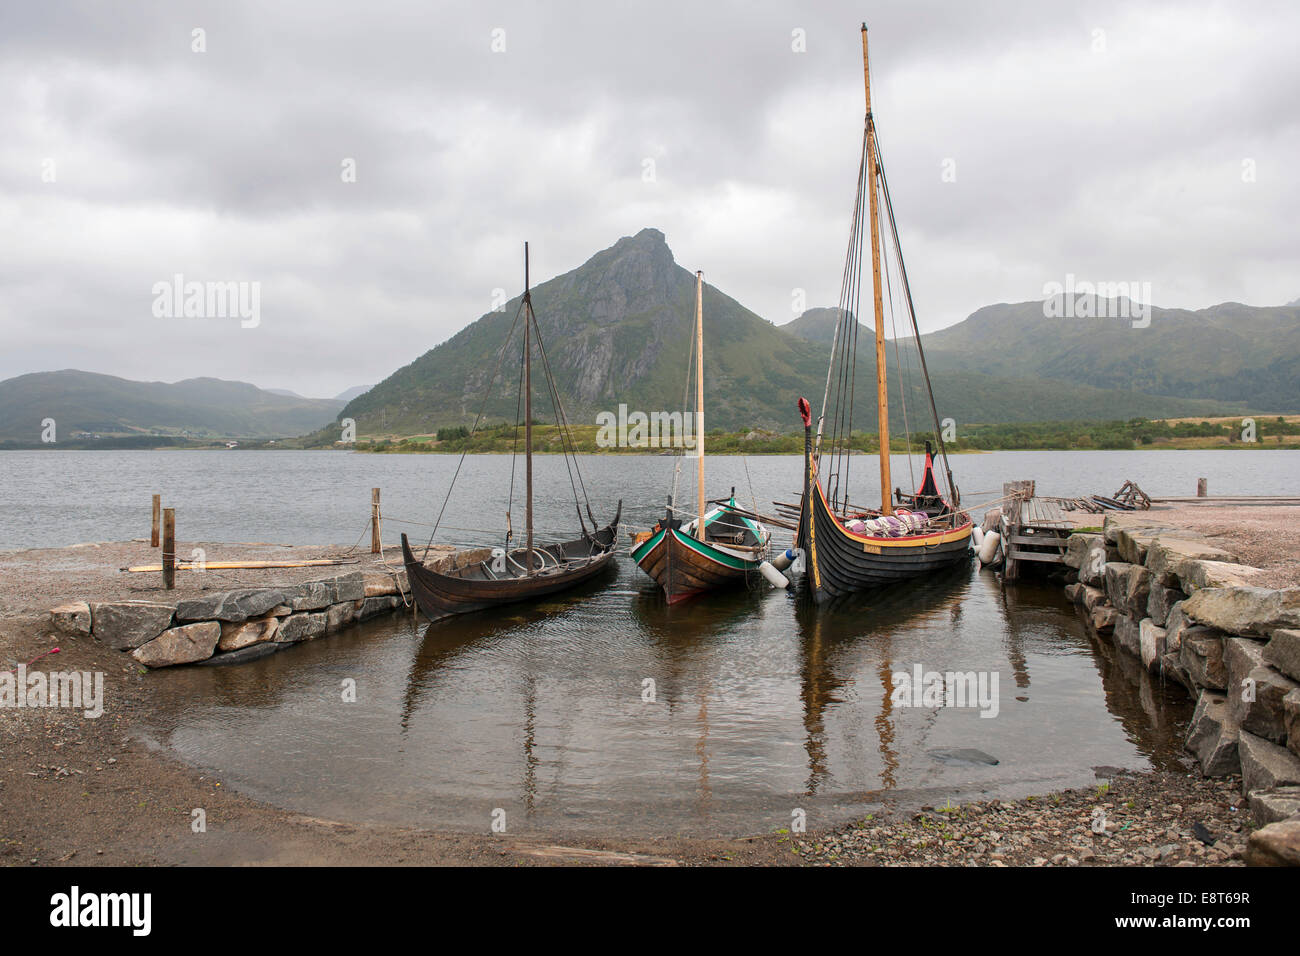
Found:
7,448 -> 1297,836
135,565 -> 1194,837
2,448 -> 1297,551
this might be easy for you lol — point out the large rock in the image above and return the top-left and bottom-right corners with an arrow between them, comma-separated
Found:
275,612 -> 327,643
1080,541 -> 1110,588
1183,587 -> 1300,637
1285,689 -> 1300,758
1105,562 -> 1152,617
1103,513 -> 1164,546
217,616 -> 280,652
1248,785 -> 1300,826
49,602 -> 91,637
325,600 -> 359,632
1264,629 -> 1300,683
1081,586 -> 1107,612
1164,602 -> 1193,654
363,571 -> 406,598
1064,533 -> 1101,570
1160,650 -> 1193,691
1139,619 -> 1168,672
198,643 -> 284,666
1226,640 -> 1297,744
1115,526 -> 1180,565
175,588 -> 285,623
1144,535 -> 1236,586
1090,605 -> 1117,633
1245,819 -> 1300,866
284,572 -> 366,611
1146,585 -> 1186,627
1185,690 -> 1241,776
1180,627 -> 1228,690
89,601 -> 175,650
132,621 -> 220,668
358,595 -> 401,619
1113,613 -> 1141,657
1239,730 -> 1300,795
1180,561 -> 1265,592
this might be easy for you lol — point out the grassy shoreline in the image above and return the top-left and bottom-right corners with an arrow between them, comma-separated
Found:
3,415 -> 1297,453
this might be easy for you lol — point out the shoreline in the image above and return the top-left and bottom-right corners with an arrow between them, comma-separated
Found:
0,600 -> 1258,867
4,516 -> 1298,866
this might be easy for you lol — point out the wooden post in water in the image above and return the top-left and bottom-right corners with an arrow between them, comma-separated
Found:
151,494 -> 161,547
862,25 -> 892,515
162,508 -> 175,590
371,487 -> 381,553
1197,478 -> 1208,497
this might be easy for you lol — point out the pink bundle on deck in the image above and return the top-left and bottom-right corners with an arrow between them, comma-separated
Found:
844,509 -> 929,538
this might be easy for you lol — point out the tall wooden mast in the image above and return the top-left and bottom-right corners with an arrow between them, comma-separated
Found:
694,270 -> 706,540
523,242 -> 534,571
862,24 -> 892,515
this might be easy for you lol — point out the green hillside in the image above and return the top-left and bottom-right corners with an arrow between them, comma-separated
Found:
0,370 -> 344,441
323,230 -> 1249,445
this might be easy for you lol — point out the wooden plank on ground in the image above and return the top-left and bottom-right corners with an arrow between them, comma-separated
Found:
504,844 -> 679,866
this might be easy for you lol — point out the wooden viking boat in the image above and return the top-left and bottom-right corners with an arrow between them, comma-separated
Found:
632,270 -> 772,603
794,26 -> 972,604
402,243 -> 621,621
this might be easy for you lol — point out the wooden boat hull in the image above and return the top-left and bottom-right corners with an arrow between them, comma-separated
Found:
632,526 -> 762,604
400,506 -> 620,621
796,421 -> 971,604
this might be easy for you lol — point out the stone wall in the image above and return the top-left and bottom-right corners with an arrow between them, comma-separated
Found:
1062,513 -> 1300,865
48,568 -> 410,669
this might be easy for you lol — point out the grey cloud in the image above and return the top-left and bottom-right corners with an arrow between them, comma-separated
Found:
0,0 -> 1295,397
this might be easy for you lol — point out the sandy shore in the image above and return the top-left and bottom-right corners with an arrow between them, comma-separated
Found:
4,514 -> 1297,866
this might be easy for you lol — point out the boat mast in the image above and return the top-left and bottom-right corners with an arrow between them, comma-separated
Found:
862,24 -> 892,515
694,270 -> 706,540
524,242 -> 534,572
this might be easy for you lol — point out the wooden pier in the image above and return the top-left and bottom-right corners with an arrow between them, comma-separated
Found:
1002,481 -> 1073,580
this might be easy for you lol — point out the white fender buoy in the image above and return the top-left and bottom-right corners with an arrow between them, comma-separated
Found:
770,548 -> 798,572
972,526 -> 984,550
978,530 -> 1001,566
759,561 -> 790,589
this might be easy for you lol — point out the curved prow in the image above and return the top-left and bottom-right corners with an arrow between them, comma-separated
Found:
796,396 -> 821,599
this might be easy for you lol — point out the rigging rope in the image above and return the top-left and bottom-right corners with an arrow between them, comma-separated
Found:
421,300 -> 526,560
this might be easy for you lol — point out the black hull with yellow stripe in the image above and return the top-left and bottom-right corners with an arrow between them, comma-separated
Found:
796,417 -> 972,604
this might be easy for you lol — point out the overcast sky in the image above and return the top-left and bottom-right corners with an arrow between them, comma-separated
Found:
2,0 -> 1296,398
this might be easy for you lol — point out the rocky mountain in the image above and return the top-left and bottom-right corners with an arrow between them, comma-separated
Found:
333,228 -> 1256,441
336,228 -> 833,436
0,370 -> 345,441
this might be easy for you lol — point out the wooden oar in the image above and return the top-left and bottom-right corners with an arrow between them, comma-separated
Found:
121,559 -> 351,573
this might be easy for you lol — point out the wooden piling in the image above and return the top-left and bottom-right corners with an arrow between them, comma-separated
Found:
1197,478 -> 1208,497
151,494 -> 161,547
162,508 -> 176,590
371,487 -> 381,554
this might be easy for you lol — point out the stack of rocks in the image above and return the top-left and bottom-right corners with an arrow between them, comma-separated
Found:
1062,513 -> 1300,865
49,569 -> 409,669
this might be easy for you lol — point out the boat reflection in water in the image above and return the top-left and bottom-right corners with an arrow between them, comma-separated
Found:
147,559 -> 1193,837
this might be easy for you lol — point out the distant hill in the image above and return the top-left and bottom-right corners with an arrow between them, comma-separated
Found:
917,299 -> 1300,413
321,229 -> 1265,443
333,385 -> 371,403
0,370 -> 345,441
